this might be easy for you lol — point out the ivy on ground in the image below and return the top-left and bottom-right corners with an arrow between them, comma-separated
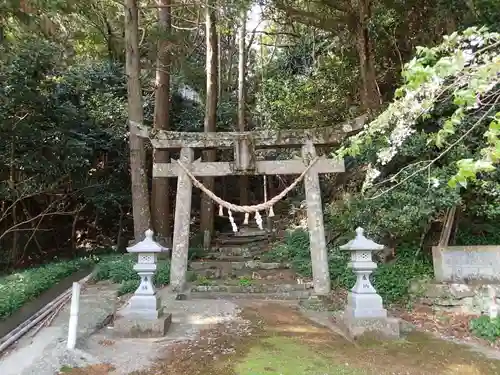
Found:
469,316 -> 500,342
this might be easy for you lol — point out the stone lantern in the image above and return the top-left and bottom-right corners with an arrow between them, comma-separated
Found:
114,229 -> 172,337
338,227 -> 400,338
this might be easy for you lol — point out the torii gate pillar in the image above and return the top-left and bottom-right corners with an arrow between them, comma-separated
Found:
302,140 -> 331,295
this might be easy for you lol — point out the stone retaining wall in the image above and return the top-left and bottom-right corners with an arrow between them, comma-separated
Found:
410,280 -> 499,314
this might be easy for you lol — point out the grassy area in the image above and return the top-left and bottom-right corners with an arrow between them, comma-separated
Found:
235,336 -> 365,375
0,258 -> 95,319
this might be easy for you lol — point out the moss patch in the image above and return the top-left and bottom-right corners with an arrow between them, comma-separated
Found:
129,301 -> 500,375
235,336 -> 366,375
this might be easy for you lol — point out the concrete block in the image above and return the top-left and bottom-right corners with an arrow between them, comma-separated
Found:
112,312 -> 172,338
334,311 -> 400,340
432,245 -> 500,282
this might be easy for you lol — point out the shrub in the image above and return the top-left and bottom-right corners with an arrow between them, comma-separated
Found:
118,279 -> 140,296
0,258 -> 95,319
372,250 -> 433,303
94,254 -> 171,296
154,261 -> 171,286
266,228 -> 432,304
328,245 -> 432,304
263,228 -> 312,277
470,316 -> 500,342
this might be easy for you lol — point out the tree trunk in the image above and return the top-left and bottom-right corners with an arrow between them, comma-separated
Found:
226,33 -> 236,92
125,0 -> 151,241
151,0 -> 172,246
353,0 -> 380,111
237,8 -> 249,206
200,0 -> 218,247
218,27 -> 222,99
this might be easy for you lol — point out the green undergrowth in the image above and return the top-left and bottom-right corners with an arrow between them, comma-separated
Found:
0,252 -> 173,319
264,228 -> 433,304
469,316 -> 500,342
0,257 -> 95,319
93,254 -> 171,296
454,219 -> 500,246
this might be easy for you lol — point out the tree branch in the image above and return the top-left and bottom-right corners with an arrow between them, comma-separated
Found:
273,2 -> 347,32
367,101 -> 499,200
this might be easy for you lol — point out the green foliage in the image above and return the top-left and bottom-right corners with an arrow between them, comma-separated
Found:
266,229 -> 432,304
327,251 -> 355,289
263,228 -> 312,277
0,258 -> 95,319
329,245 -> 432,304
341,27 -> 500,191
94,254 -> 171,296
323,27 -> 500,248
155,261 -> 171,286
371,249 -> 433,303
94,255 -> 136,283
255,35 -> 358,130
454,219 -> 500,245
195,276 -> 213,286
325,188 -> 459,245
469,316 -> 500,341
118,279 -> 140,296
0,36 -> 206,268
0,37 -> 131,266
238,276 -> 253,286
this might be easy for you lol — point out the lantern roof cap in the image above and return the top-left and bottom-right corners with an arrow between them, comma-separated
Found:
339,227 -> 384,251
127,229 -> 167,253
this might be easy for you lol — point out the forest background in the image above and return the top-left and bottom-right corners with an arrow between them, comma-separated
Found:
0,0 -> 499,284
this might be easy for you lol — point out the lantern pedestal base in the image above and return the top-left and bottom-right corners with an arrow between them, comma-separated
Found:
334,311 -> 400,340
346,292 -> 387,319
125,294 -> 162,319
113,311 -> 172,338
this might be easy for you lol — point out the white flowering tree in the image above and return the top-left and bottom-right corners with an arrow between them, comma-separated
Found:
327,27 -> 499,244
340,26 -> 499,191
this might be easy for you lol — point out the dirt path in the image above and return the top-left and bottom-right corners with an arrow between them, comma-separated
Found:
65,300 -> 500,375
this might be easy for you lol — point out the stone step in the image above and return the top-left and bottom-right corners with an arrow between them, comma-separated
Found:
209,246 -> 253,257
195,266 -> 301,281
203,254 -> 250,261
234,227 -> 269,237
215,235 -> 269,246
190,260 -> 289,272
189,290 -> 311,300
204,248 -> 268,261
191,283 -> 312,294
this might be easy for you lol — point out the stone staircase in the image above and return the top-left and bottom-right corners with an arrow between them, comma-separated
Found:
188,227 -> 314,300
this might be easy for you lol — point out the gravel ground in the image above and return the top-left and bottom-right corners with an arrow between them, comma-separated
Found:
0,281 -> 119,375
0,283 -> 242,375
82,290 -> 241,375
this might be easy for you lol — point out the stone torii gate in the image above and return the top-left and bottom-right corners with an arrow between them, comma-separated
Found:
142,116 -> 366,296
